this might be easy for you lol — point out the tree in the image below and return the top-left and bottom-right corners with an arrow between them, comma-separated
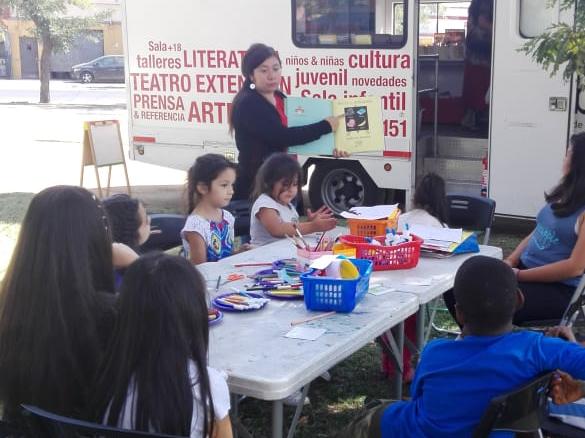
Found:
521,0 -> 585,85
0,0 -> 107,103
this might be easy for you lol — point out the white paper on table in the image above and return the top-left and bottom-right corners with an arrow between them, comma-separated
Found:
368,285 -> 396,296
432,274 -> 453,282
309,255 -> 339,270
402,277 -> 433,286
409,224 -> 463,243
285,327 -> 327,341
340,204 -> 399,220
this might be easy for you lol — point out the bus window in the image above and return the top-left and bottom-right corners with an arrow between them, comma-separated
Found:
519,0 -> 558,38
292,0 -> 407,48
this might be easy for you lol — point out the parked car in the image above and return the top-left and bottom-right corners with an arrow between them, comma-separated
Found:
71,55 -> 125,83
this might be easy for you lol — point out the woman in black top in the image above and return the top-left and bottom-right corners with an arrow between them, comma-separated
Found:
229,43 -> 342,200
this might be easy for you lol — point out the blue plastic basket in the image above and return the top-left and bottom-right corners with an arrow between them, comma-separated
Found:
300,259 -> 373,313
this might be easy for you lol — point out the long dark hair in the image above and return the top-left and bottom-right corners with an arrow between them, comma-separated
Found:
103,194 -> 143,251
252,152 -> 301,201
0,186 -> 114,419
545,132 -> 585,217
413,173 -> 448,224
187,153 -> 237,213
92,253 -> 215,437
228,43 -> 281,134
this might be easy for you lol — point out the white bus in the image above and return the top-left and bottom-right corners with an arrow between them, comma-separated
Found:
121,0 -> 584,218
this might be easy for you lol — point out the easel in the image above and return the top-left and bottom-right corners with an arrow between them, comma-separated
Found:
80,120 -> 131,198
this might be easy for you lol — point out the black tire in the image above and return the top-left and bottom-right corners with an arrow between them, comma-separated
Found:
80,71 -> 94,83
308,160 -> 385,214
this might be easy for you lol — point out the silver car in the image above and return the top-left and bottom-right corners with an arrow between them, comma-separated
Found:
71,55 -> 125,83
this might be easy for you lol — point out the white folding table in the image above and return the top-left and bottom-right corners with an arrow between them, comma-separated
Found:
197,237 -> 418,438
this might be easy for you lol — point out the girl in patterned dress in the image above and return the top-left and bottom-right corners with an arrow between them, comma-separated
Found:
182,154 -> 239,264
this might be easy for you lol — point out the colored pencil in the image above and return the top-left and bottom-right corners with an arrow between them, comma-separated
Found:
291,311 -> 336,326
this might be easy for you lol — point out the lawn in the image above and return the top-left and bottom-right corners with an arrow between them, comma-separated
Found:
0,191 -> 528,437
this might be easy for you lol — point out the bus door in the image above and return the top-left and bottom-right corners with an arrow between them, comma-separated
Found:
489,0 -> 573,218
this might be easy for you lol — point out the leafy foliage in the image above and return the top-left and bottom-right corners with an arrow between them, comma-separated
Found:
0,0 -> 108,53
521,0 -> 585,83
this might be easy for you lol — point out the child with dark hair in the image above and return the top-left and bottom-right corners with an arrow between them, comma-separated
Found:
398,172 -> 448,231
0,186 -> 117,421
337,256 -> 585,438
103,194 -> 150,288
250,152 -> 336,246
103,194 -> 151,251
183,153 -> 246,264
91,253 -> 232,437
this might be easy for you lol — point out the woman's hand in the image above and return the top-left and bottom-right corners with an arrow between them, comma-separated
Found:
333,148 -> 351,158
325,115 -> 341,132
551,371 -> 585,404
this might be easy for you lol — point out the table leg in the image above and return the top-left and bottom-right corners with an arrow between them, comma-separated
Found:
416,304 -> 426,357
231,393 -> 239,438
392,321 -> 404,399
272,400 -> 284,438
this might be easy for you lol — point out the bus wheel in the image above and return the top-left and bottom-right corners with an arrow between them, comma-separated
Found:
308,161 -> 384,214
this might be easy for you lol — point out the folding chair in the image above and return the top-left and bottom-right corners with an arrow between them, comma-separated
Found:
21,405 -> 183,438
446,194 -> 496,245
425,194 -> 497,340
473,372 -> 554,438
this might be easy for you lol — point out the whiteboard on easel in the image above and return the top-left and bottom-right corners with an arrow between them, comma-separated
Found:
88,121 -> 125,166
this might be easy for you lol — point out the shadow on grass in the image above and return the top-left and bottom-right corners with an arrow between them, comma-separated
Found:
237,343 -> 397,438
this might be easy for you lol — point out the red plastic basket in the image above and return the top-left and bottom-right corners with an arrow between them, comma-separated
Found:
339,234 -> 423,271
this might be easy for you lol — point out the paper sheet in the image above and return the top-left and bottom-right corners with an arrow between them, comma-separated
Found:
285,327 -> 327,341
402,277 -> 433,286
368,285 -> 396,296
340,204 -> 399,220
409,224 -> 463,243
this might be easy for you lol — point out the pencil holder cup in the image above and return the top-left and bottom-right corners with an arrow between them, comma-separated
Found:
296,247 -> 333,269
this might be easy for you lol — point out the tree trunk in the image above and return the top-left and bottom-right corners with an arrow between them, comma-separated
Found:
39,33 -> 52,104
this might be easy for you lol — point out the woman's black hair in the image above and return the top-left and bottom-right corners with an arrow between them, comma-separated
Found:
91,253 -> 214,437
187,153 -> 237,213
0,185 -> 114,419
545,131 -> 585,217
103,194 -> 143,250
252,152 -> 301,201
413,173 -> 448,225
229,43 -> 281,133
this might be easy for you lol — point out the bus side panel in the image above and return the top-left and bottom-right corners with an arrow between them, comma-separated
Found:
123,0 -> 415,189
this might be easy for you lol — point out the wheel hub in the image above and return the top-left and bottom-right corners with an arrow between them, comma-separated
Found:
321,168 -> 365,213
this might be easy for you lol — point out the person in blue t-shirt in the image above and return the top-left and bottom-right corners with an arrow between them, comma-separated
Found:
336,255 -> 585,438
444,132 -> 585,325
505,131 -> 585,323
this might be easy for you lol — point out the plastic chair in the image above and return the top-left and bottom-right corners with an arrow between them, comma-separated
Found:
446,194 -> 496,245
21,404 -> 184,438
541,414 -> 585,438
473,372 -> 554,438
140,213 -> 186,252
225,200 -> 251,239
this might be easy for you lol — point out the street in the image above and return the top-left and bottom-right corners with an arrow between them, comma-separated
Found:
0,79 -> 185,193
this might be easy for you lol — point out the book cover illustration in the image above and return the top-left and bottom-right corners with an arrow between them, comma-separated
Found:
286,96 -> 383,155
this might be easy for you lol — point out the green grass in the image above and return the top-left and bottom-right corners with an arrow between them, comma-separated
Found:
0,191 -> 527,436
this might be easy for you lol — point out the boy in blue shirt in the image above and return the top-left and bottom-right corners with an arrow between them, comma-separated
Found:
337,255 -> 585,438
